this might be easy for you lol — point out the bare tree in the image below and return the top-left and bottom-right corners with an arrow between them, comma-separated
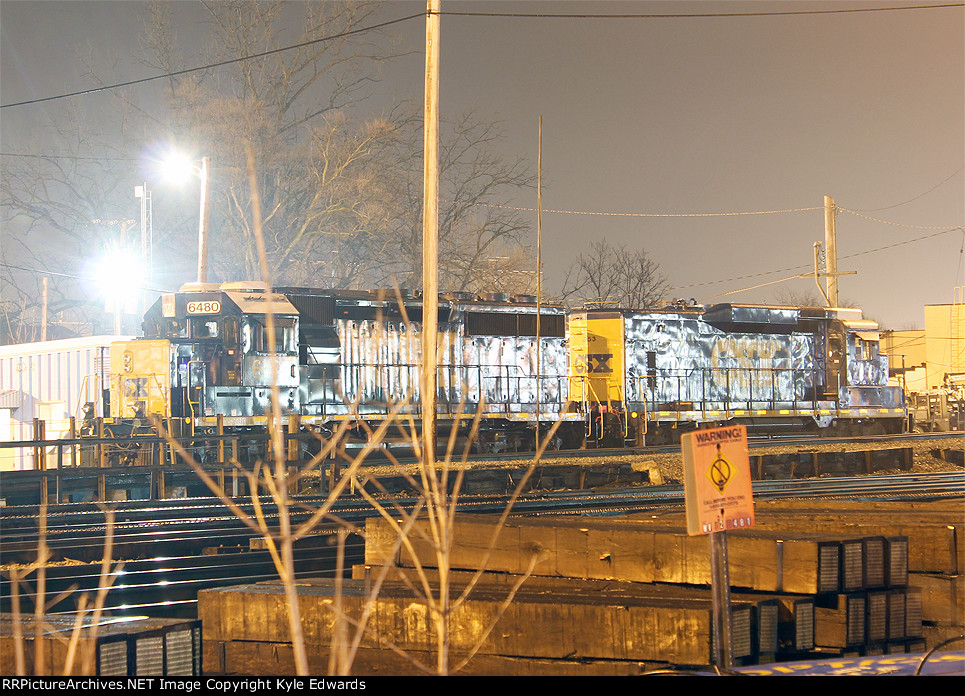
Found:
375,109 -> 536,294
144,3 -> 535,293
561,239 -> 668,309
1,1 -> 539,342
142,1 -> 405,287
0,101 -> 148,342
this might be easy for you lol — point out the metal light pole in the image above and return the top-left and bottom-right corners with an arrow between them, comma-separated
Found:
197,156 -> 211,284
135,183 -> 153,313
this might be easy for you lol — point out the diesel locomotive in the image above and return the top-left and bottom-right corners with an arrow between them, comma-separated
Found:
109,282 -> 581,453
569,303 -> 906,445
106,282 -> 905,450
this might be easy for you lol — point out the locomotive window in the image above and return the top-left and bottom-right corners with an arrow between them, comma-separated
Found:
190,318 -> 219,338
855,337 -> 877,362
223,316 -> 240,347
244,317 -> 297,353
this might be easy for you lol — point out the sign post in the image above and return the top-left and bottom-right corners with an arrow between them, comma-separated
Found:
682,424 -> 756,670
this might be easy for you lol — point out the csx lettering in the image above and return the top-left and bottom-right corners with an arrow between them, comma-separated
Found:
573,353 -> 613,374
586,354 -> 612,373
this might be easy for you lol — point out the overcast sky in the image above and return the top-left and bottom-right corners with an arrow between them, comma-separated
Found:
2,0 -> 963,329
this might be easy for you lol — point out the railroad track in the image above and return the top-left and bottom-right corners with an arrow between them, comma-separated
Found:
3,470 -> 962,552
1,470 -> 961,621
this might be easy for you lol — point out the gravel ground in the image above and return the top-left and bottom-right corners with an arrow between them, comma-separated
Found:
532,435 -> 963,485
359,434 -> 963,487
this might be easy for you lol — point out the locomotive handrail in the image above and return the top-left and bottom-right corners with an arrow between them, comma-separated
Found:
74,372 -> 103,420
318,361 -> 568,420
636,364 -> 833,416
186,360 -> 204,421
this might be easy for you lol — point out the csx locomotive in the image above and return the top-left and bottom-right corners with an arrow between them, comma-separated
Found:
569,303 -> 905,446
108,282 -> 905,449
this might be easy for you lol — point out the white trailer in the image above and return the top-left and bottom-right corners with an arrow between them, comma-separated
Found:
0,336 -> 130,470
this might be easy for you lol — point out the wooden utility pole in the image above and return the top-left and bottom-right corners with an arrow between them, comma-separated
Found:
41,277 -> 48,341
422,0 -> 440,464
535,116 -> 542,456
824,195 -> 838,307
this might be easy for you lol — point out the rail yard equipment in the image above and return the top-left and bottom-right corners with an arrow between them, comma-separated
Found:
569,303 -> 906,445
110,282 -> 581,454
2,285 -> 910,462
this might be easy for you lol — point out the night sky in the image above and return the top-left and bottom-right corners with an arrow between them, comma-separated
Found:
2,0 -> 963,329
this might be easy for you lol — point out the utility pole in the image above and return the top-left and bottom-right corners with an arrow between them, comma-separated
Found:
422,0 -> 440,465
41,277 -> 48,341
535,116 -> 542,456
136,183 -> 153,314
197,156 -> 211,284
824,195 -> 838,307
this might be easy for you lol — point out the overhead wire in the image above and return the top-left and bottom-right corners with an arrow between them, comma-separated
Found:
0,12 -> 426,110
3,4 -> 962,109
849,167 -> 964,212
0,152 -> 137,162
440,3 -> 964,20
0,262 -> 172,294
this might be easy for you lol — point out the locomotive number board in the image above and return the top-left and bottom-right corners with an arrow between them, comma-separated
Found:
186,300 -> 222,315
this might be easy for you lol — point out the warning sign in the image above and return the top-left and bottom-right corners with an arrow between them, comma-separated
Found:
682,425 -> 756,536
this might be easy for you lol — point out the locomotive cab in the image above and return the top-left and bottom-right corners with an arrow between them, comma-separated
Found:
111,283 -> 300,424
828,310 -> 905,434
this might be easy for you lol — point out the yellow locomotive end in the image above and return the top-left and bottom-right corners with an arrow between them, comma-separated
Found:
568,311 -> 628,444
109,339 -> 173,418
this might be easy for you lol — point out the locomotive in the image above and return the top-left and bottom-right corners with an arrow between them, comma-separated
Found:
109,282 -> 581,453
568,303 -> 906,445
107,282 -> 905,451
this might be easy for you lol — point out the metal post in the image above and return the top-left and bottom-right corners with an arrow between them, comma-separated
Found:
41,277 -> 48,341
536,116 -> 542,455
709,530 -> 734,669
197,156 -> 211,284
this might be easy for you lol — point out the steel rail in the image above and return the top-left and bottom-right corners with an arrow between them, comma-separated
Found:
2,473 -> 960,548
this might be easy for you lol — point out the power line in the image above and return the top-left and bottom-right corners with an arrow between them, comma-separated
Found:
0,152 -> 137,162
0,12 -> 426,110
482,202 -> 823,217
839,227 -> 965,259
0,262 -> 171,294
4,4 -> 962,110
849,167 -> 964,212
440,3 -> 964,20
838,207 -> 964,230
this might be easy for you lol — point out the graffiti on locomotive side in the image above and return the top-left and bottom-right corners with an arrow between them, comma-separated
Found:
709,336 -> 798,396
709,337 -> 790,370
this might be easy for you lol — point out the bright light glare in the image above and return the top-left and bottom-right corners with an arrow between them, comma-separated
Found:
160,150 -> 198,184
95,246 -> 144,309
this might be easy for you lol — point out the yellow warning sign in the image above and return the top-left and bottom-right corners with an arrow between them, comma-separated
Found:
682,425 -> 756,536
